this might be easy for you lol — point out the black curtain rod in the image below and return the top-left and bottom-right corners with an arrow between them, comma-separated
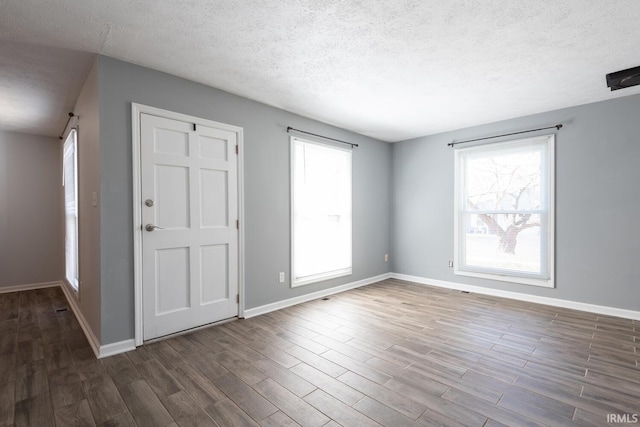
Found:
287,126 -> 359,148
58,112 -> 77,140
448,124 -> 563,147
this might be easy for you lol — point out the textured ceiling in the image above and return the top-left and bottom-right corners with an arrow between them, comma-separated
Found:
0,40 -> 94,137
1,0 -> 640,141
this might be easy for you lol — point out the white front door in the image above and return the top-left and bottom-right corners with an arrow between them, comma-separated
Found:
140,113 -> 239,340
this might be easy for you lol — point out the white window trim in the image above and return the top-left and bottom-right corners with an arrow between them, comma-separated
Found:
453,134 -> 555,288
290,136 -> 352,287
63,128 -> 80,293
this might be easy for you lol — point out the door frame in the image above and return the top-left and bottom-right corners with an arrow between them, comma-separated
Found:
131,103 -> 245,346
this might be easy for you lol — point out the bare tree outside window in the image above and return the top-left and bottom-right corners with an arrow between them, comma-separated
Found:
466,149 -> 541,255
455,135 -> 553,287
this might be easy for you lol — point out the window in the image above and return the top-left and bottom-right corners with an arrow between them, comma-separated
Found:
454,135 -> 554,287
291,137 -> 352,286
63,128 -> 79,291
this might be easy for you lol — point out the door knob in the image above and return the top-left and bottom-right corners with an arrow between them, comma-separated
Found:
145,224 -> 165,232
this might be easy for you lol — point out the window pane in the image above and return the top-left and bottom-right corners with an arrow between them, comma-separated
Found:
455,135 -> 554,287
465,144 -> 543,212
65,216 -> 78,283
63,129 -> 79,291
292,139 -> 352,285
462,213 -> 543,274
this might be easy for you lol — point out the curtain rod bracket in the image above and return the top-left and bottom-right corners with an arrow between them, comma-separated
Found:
58,112 -> 77,140
287,126 -> 358,148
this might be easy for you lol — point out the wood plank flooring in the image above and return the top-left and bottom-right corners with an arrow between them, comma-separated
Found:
0,279 -> 638,426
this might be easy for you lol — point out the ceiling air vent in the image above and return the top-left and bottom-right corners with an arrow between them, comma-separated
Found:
606,66 -> 640,91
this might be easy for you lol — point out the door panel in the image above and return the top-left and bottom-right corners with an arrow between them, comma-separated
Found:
155,128 -> 189,156
156,247 -> 190,314
200,134 -> 228,159
141,113 -> 238,340
156,165 -> 190,228
201,244 -> 228,303
200,169 -> 228,227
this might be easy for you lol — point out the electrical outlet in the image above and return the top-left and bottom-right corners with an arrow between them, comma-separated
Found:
279,272 -> 285,283
448,260 -> 454,268
384,254 -> 389,262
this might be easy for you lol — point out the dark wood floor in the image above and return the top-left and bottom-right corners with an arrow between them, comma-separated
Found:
0,279 -> 638,426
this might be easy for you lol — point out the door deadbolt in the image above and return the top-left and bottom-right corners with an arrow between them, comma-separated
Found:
145,199 -> 154,207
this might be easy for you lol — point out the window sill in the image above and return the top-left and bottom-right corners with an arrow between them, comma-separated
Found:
63,278 -> 80,296
454,268 -> 554,288
292,268 -> 352,288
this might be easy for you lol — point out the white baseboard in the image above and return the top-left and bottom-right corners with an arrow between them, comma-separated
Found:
99,339 -> 136,358
0,280 -> 108,358
59,282 -> 136,359
243,273 -> 392,319
391,273 -> 640,321
0,281 -> 60,294
59,281 -> 102,358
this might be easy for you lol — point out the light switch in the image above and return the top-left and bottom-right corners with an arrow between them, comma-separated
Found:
92,192 -> 98,207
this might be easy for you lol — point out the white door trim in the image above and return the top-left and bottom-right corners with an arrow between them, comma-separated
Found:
131,103 -> 245,347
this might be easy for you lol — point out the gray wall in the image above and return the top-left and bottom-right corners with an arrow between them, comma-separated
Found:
0,130 -> 62,288
96,56 -> 392,344
392,93 -> 640,311
72,59 -> 102,341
